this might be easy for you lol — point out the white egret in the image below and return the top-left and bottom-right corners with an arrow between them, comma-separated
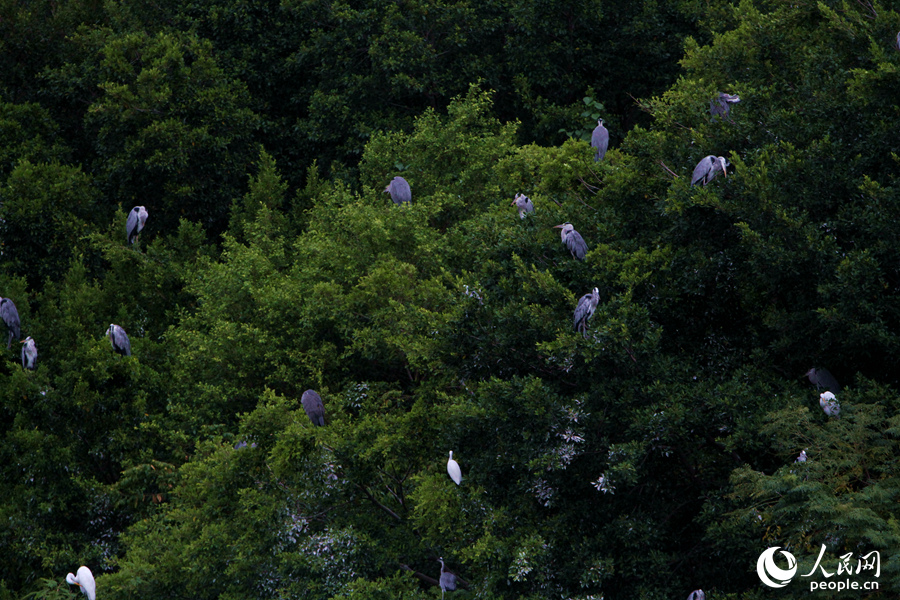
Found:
66,566 -> 96,600
447,451 -> 461,485
819,391 -> 840,418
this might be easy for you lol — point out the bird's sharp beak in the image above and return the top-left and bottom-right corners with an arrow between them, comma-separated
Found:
552,224 -> 563,229
509,200 -> 516,206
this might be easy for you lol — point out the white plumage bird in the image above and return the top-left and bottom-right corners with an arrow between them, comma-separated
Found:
447,451 -> 461,485
66,566 -> 96,600
819,391 -> 840,418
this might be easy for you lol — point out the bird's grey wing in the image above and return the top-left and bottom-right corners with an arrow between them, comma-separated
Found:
568,230 -> 588,259
302,391 -> 326,426
1,301 -> 20,337
440,572 -> 458,591
524,197 -> 534,213
395,178 -> 411,204
691,158 -> 712,186
816,368 -> 841,392
116,329 -> 132,356
573,296 -> 590,329
126,209 -> 139,241
592,127 -> 609,161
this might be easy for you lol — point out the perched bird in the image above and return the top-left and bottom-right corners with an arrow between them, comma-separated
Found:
510,193 -> 534,219
301,389 -> 326,427
384,176 -> 411,205
819,391 -> 840,418
710,92 -> 741,120
687,591 -> 705,600
0,296 -> 21,348
795,450 -> 808,463
438,557 -> 458,600
106,324 -> 131,356
447,451 -> 461,485
896,31 -> 900,51
574,287 -> 600,337
805,367 -> 841,392
591,118 -> 609,162
553,223 -> 588,260
126,206 -> 149,244
691,155 -> 729,186
21,336 -> 37,370
66,566 -> 96,600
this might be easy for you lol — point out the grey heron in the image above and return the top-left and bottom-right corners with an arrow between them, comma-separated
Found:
574,287 -> 600,337
795,450 -> 807,463
106,324 -> 131,356
21,336 -> 37,370
819,391 -> 840,418
0,296 -> 20,348
438,557 -> 457,599
591,119 -> 609,162
691,155 -> 729,186
805,367 -> 840,392
553,223 -> 588,260
510,193 -> 534,219
66,566 -> 96,600
447,451 -> 461,485
687,591 -> 705,600
710,92 -> 741,119
126,206 -> 148,244
384,176 -> 411,205
301,389 -> 325,426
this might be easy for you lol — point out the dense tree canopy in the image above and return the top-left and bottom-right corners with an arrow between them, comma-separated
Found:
2,1 -> 900,599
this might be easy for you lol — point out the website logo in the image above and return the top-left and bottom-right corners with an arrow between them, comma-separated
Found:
756,545 -> 880,592
757,547 -> 797,588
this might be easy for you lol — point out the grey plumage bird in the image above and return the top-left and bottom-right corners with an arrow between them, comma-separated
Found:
553,223 -> 588,260
591,118 -> 609,162
510,193 -> 534,219
805,367 -> 841,392
21,336 -> 37,370
573,287 -> 600,337
795,450 -> 808,463
301,389 -> 326,426
0,296 -> 21,348
687,590 -> 705,600
126,206 -> 149,244
691,155 -> 729,186
384,176 -> 411,205
438,557 -> 457,600
710,92 -> 741,120
106,324 -> 131,356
